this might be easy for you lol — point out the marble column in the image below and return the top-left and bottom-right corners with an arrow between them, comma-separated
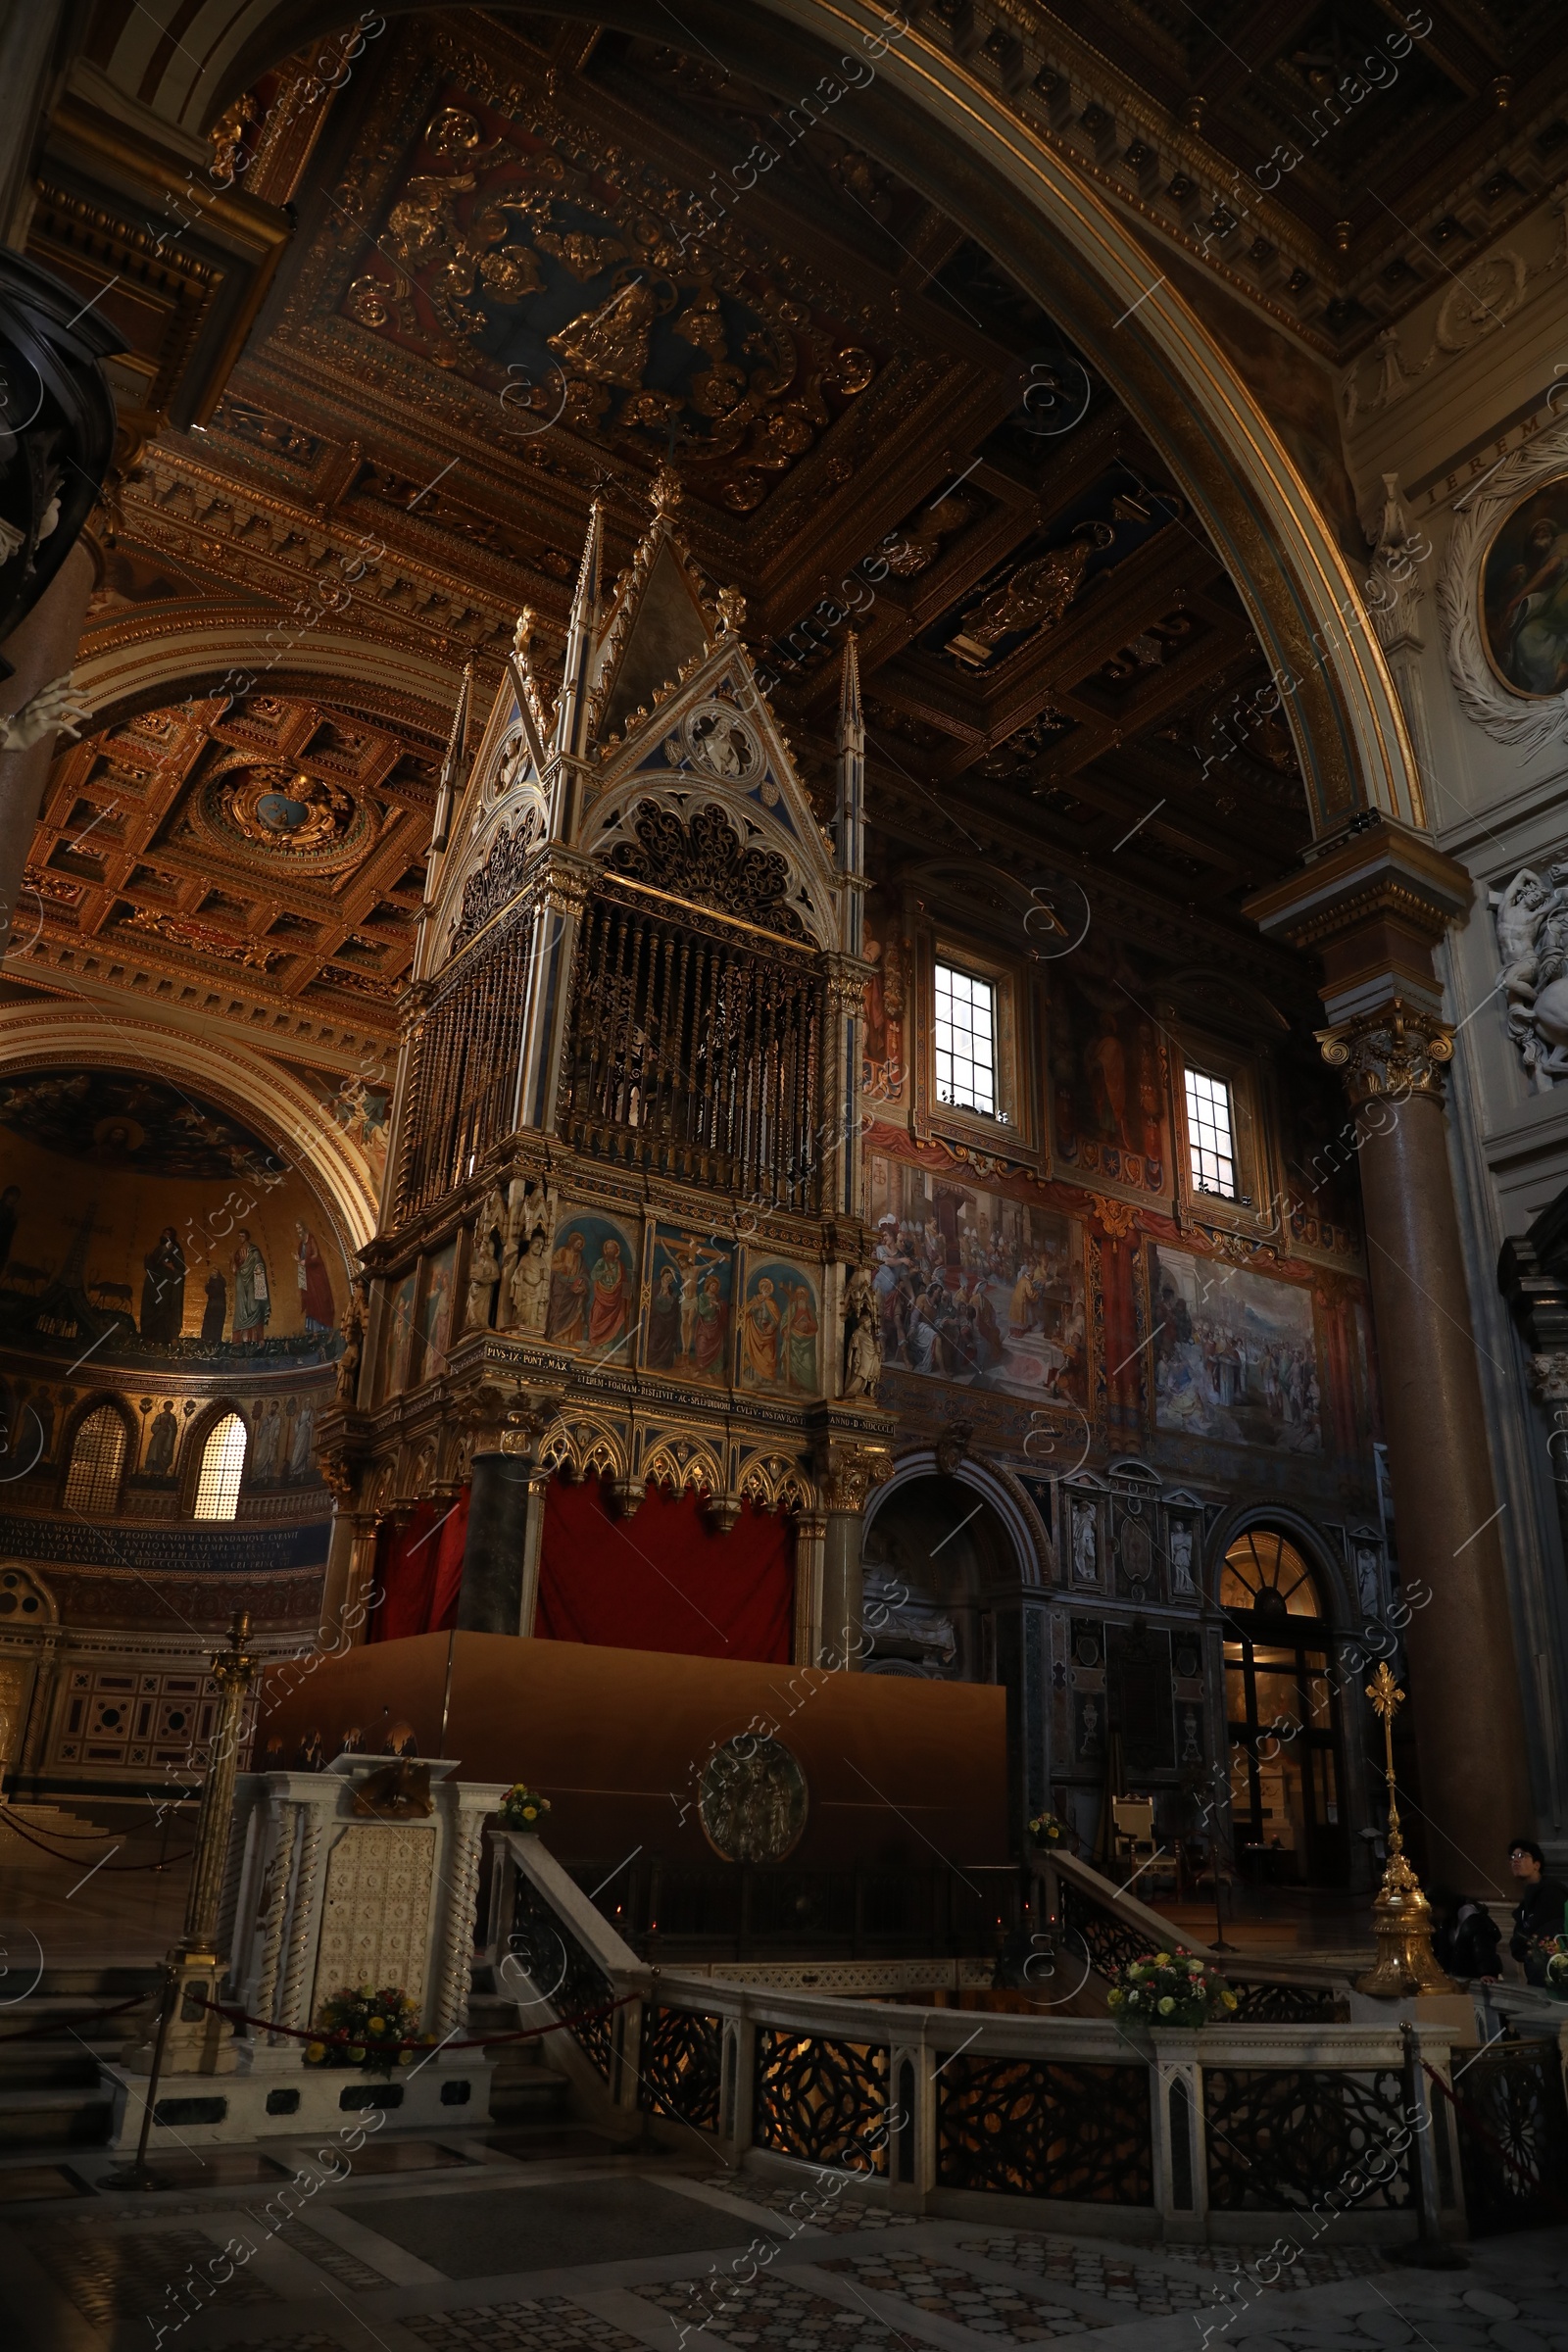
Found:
817,1445 -> 891,1670
1250,823 -> 1534,1886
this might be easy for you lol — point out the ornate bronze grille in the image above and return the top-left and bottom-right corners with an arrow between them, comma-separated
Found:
1203,2066 -> 1412,2211
1058,1877 -> 1148,1980
560,878 -> 824,1212
1226,1979 -> 1348,2025
638,2004 -> 724,2132
394,903 -> 533,1225
936,2053 -> 1153,2204
753,2029 -> 889,2172
510,1870 -> 615,2080
1450,2037 -> 1568,2234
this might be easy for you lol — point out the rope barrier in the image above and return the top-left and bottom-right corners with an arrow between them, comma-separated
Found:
195,1989 -> 638,2056
0,1807 -> 193,1871
0,1994 -> 149,2042
0,1803 -> 153,1840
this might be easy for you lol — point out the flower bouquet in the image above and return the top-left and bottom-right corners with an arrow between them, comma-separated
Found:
499,1781 -> 551,1831
1027,1811 -> 1066,1846
304,1984 -> 433,2074
1105,1947 -> 1238,2030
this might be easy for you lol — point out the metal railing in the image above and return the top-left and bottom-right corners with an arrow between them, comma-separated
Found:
484,1830 -> 1490,2244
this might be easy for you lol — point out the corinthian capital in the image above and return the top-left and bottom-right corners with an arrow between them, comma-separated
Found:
820,1442 -> 892,1514
1316,999 -> 1453,1105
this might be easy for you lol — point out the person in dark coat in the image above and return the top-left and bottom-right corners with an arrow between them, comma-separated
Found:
1508,1837 -> 1568,1984
1432,1889 -> 1501,1982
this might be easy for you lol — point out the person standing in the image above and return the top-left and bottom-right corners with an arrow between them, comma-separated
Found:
1507,1837 -> 1568,1984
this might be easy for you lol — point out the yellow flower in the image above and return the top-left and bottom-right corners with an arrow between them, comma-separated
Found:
368,2016 -> 385,2034
1154,1952 -> 1171,1967
1106,1988 -> 1124,2008
1222,1988 -> 1238,2009
522,1805 -> 537,1820
305,2041 -> 325,2064
398,2048 -> 415,2065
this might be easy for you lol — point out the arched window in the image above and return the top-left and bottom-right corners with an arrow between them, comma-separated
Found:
62,1405 -> 127,1515
1219,1528 -> 1321,1620
193,1412 -> 248,1522
1219,1527 -> 1343,1887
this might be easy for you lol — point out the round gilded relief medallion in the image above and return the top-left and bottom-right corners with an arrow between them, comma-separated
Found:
698,1734 -> 808,1864
664,699 -> 762,785
195,764 -> 370,872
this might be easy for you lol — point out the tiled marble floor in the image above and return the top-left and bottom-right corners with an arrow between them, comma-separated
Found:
0,2139 -> 1562,2352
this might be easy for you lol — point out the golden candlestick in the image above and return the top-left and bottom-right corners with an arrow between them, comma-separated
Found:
1354,1661 -> 1454,1997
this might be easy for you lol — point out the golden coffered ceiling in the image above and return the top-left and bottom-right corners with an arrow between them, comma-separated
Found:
18,4 -> 1368,1054
26,694 -> 435,1018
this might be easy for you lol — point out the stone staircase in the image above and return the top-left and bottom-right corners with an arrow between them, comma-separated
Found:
466,1993 -> 573,2128
0,1980 -> 573,2161
0,1803 -> 109,1843
0,1969 -> 160,2153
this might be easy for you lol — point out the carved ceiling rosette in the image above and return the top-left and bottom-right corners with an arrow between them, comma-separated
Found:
340,81 -> 882,514
191,759 -> 371,874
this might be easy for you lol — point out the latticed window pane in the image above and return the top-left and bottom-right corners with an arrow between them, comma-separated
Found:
1219,1529 -> 1321,1617
1184,1066 -> 1236,1197
935,961 -> 998,1117
193,1412 -> 247,1522
62,1405 -> 126,1515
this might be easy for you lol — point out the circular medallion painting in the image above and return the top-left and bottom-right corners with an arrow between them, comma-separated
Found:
698,1734 -> 808,1863
1480,474 -> 1568,699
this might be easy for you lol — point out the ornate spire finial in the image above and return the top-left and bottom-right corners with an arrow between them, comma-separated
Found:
651,463 -> 682,515
715,583 -> 746,634
1353,1652 -> 1452,1997
514,609 -> 533,654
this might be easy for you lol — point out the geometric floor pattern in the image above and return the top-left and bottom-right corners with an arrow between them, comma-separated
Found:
1,2151 -> 1565,2352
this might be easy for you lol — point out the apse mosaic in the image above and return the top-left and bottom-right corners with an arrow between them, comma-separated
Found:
868,1155 -> 1087,1404
545,1210 -> 641,1362
0,1070 -> 344,1363
737,1258 -> 821,1399
643,1224 -> 734,1388
1149,1242 -> 1320,1452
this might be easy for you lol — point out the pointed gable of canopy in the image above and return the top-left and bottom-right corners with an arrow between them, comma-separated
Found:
588,466 -> 714,749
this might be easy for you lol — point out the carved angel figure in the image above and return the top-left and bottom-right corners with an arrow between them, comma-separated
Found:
841,1265 -> 882,1399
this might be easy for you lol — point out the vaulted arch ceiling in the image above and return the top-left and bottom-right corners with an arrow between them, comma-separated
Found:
30,0 -> 1481,1063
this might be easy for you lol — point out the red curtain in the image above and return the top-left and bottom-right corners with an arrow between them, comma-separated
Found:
536,1477 -> 793,1662
367,1490 -> 471,1642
